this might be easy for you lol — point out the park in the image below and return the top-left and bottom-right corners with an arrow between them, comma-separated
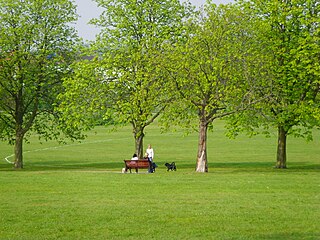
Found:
1,0 -> 320,239
1,121 -> 319,239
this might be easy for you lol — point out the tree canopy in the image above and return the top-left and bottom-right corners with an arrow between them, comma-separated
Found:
55,0 -> 320,172
161,2 -> 263,172
227,0 -> 320,168
59,0 -> 192,158
0,0 -> 78,168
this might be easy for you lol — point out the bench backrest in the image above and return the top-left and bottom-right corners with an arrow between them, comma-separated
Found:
124,160 -> 150,168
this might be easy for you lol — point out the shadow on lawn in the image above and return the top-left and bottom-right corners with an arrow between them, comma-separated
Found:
0,161 -> 123,172
210,161 -> 320,172
258,232 -> 320,240
1,160 -> 319,172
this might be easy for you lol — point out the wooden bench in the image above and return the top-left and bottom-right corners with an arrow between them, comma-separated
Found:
124,159 -> 151,173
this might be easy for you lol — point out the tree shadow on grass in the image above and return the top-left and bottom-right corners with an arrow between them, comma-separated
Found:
210,161 -> 320,172
0,161 -> 124,172
161,162 -> 276,172
257,232 -> 320,240
1,160 -> 319,172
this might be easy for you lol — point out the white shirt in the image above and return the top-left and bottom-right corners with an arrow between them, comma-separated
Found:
146,148 -> 154,159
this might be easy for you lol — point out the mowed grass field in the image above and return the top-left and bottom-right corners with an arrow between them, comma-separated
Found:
0,120 -> 319,239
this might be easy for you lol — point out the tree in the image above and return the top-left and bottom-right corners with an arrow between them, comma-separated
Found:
59,0 -> 192,158
0,0 -> 78,169
162,2 -> 262,172
228,0 -> 320,168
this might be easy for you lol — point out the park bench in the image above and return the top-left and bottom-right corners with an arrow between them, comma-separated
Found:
123,159 -> 150,173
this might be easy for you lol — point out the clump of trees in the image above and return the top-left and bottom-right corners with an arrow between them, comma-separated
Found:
61,0 -> 320,171
2,0 -> 319,171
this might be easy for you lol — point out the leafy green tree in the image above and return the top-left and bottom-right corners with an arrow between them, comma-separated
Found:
0,0 -> 78,169
59,0 -> 192,158
228,0 -> 320,168
162,2 -> 262,172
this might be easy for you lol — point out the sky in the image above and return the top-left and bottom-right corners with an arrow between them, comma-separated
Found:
74,0 -> 233,41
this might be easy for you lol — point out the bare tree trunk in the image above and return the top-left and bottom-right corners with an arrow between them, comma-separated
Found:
276,125 -> 287,169
14,132 -> 24,169
133,128 -> 144,159
196,119 -> 208,172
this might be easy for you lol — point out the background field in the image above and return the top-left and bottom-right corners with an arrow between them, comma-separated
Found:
0,120 -> 319,239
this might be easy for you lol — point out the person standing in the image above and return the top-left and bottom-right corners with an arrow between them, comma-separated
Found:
146,144 -> 154,161
146,144 -> 155,173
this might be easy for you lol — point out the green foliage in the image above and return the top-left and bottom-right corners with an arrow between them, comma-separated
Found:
162,3 -> 262,130
159,2 -> 264,171
59,0 -> 193,156
0,0 -> 79,168
228,0 -> 320,140
91,0 -> 191,128
0,0 -> 78,143
57,57 -> 105,138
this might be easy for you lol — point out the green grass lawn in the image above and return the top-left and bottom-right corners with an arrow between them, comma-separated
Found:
0,121 -> 319,239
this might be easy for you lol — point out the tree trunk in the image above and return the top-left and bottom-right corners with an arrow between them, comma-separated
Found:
14,132 -> 24,169
196,119 -> 208,172
14,91 -> 25,169
133,127 -> 144,159
276,125 -> 287,169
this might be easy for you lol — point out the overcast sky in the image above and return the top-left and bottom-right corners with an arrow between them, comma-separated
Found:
74,0 -> 233,41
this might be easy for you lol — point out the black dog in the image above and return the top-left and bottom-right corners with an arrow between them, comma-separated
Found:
165,162 -> 177,171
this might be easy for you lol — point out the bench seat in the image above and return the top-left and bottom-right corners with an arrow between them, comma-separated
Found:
124,159 -> 150,173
